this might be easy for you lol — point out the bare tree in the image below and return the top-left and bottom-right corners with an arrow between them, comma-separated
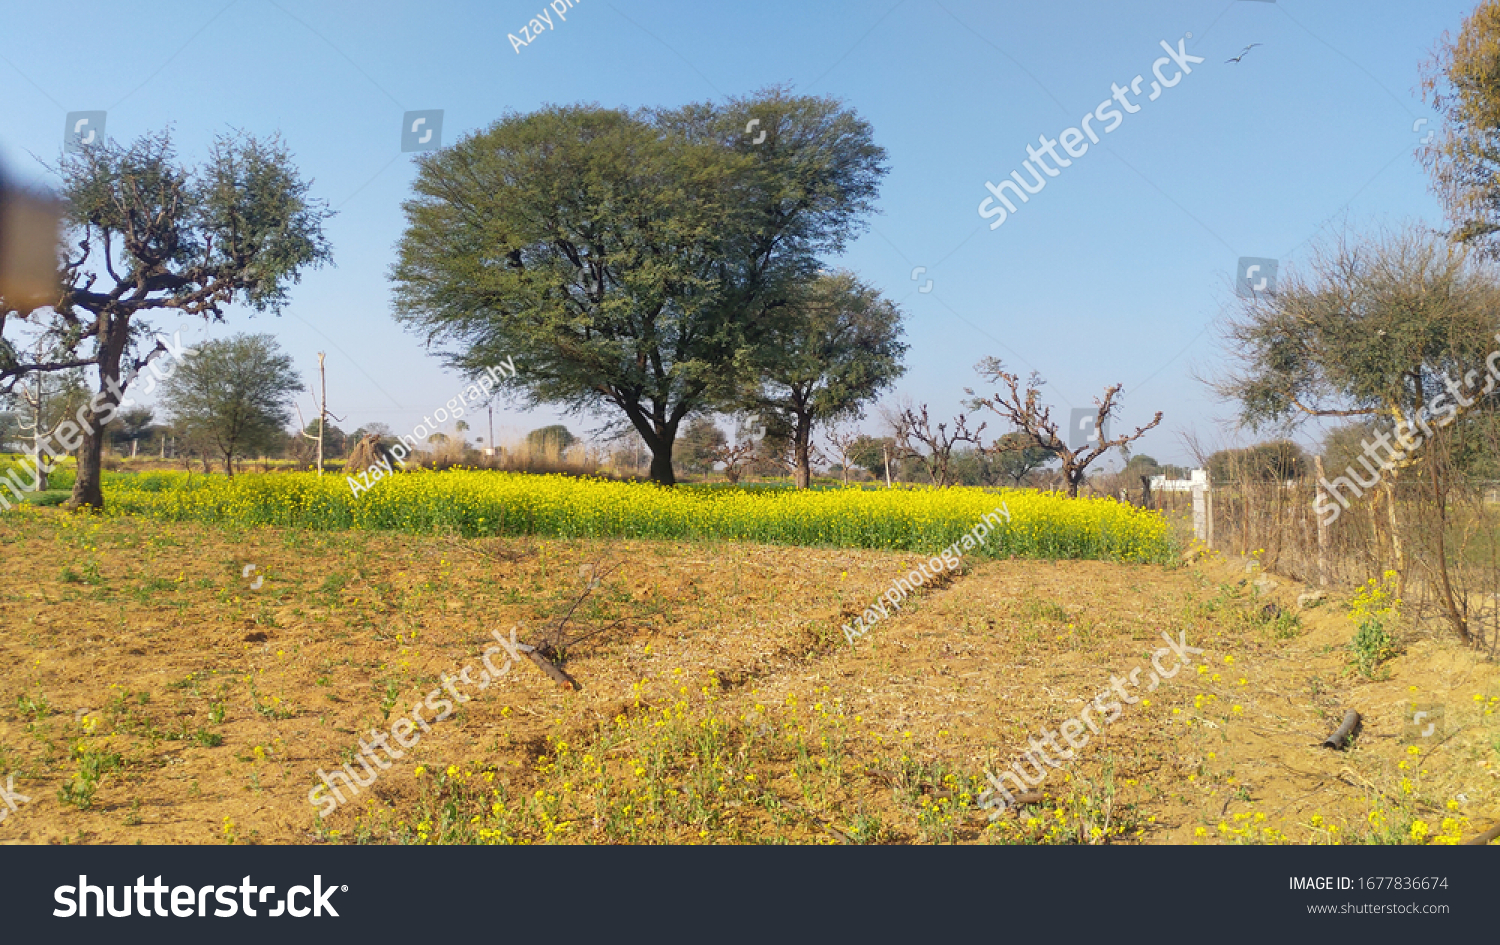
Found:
889,402 -> 985,488
967,358 -> 1162,498
823,424 -> 862,484
711,436 -> 758,485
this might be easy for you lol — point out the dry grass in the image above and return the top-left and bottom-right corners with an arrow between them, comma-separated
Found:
0,507 -> 1495,845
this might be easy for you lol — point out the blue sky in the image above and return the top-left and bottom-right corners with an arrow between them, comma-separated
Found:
0,0 -> 1473,464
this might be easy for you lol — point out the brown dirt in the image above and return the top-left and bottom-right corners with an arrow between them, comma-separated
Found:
0,506 -> 1494,845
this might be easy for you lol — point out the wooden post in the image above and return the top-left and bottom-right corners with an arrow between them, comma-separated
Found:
1314,455 -> 1329,586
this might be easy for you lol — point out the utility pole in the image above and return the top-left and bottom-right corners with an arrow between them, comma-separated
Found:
295,352 -> 341,475
316,352 -> 326,473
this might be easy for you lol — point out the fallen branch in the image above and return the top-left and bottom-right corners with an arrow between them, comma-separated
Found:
1463,821 -> 1500,846
523,647 -> 582,691
1321,709 -> 1360,750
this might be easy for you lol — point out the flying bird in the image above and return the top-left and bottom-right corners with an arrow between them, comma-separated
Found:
1227,43 -> 1262,63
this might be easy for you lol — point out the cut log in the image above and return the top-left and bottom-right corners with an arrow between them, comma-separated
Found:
524,648 -> 582,691
1321,709 -> 1360,749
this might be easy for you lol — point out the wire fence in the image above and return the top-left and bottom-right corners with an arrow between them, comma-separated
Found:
1134,477 -> 1500,657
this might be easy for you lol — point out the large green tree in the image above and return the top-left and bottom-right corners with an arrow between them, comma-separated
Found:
389,88 -> 887,485
0,128 -> 332,508
740,271 -> 907,488
160,333 -> 302,477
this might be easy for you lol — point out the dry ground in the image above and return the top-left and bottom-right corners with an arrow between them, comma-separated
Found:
0,505 -> 1495,844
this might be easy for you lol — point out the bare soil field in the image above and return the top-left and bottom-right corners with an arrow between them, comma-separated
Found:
1,506 -> 1495,845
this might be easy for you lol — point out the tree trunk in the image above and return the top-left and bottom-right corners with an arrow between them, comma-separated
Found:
646,435 -> 677,486
69,428 -> 106,510
793,416 -> 812,490
66,327 -> 129,513
224,449 -> 236,479
1383,475 -> 1405,601
1428,461 -> 1469,642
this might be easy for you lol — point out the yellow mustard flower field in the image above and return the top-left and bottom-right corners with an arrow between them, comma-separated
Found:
99,472 -> 1173,563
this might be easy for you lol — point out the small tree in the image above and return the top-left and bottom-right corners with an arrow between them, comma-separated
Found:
526,425 -> 576,457
1422,0 -> 1500,254
847,434 -> 896,482
679,417 -> 728,475
160,334 -> 303,478
748,416 -> 800,480
110,407 -> 155,457
823,425 -> 863,484
1205,441 -> 1308,482
711,439 -> 758,485
1212,226 -> 1500,612
967,358 -> 1163,498
12,368 -> 90,490
989,430 -> 1056,486
290,422 -> 347,465
741,271 -> 907,488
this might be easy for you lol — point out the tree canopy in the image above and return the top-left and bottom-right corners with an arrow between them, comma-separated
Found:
1214,226 -> 1500,433
741,270 -> 906,488
389,87 -> 887,485
1422,0 -> 1500,253
526,424 -> 577,456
